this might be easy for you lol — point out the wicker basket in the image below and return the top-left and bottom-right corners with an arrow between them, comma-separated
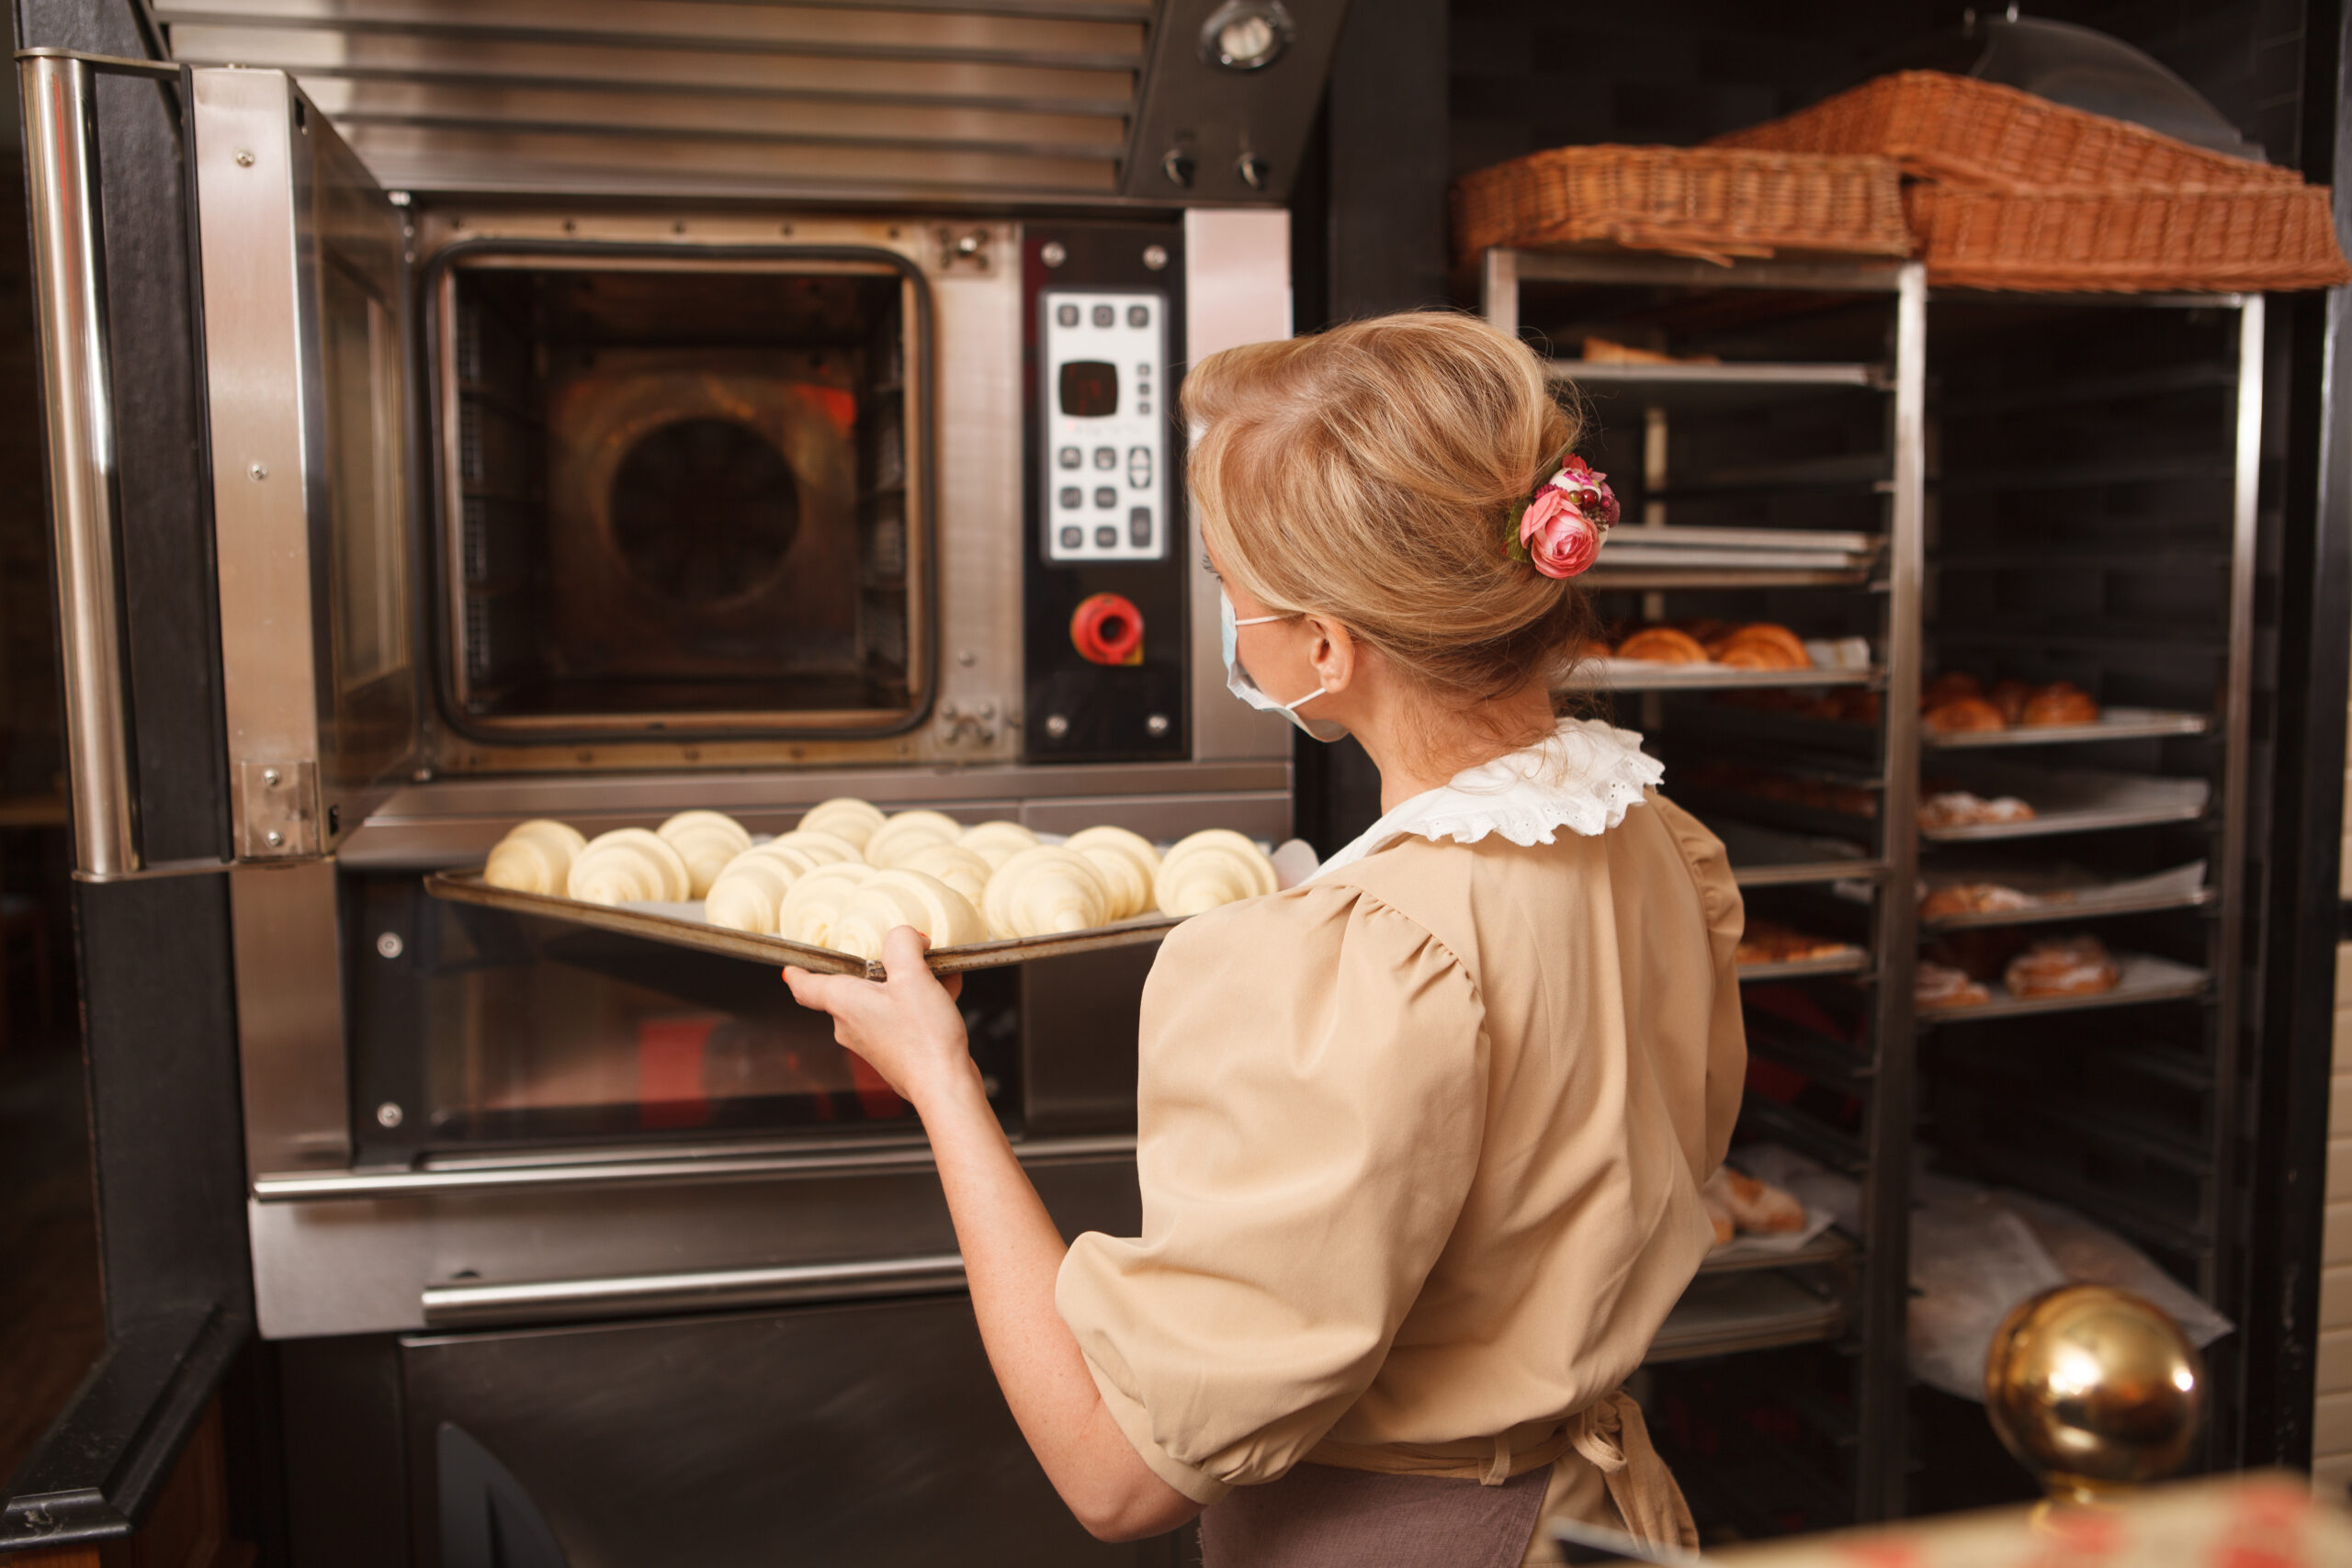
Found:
1713,71 -> 2296,194
1908,183 -> 2352,292
1451,144 -> 1913,268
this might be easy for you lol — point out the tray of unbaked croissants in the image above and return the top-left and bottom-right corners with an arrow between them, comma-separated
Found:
424,798 -> 1296,978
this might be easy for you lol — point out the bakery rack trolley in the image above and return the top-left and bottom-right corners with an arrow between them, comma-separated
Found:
1911,288 -> 2259,1475
1482,248 -> 1928,1528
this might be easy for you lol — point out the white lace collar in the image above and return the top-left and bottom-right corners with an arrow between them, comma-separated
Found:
1306,717 -> 1662,882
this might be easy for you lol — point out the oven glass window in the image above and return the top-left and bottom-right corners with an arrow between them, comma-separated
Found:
351,883 -> 1021,1153
322,254 -> 410,694
442,259 -> 920,738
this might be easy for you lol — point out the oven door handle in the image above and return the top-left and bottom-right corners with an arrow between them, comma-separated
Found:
419,1253 -> 968,1329
17,50 -> 186,880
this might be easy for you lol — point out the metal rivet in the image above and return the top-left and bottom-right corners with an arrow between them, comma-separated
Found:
1147,714 -> 1170,736
233,149 -> 254,167
1143,244 -> 1170,271
376,1101 -> 404,1129
249,462 -> 267,479
956,649 -> 977,667
262,767 -> 280,786
263,829 -> 284,848
1045,714 -> 1070,738
376,931 -> 404,959
1040,242 -> 1067,268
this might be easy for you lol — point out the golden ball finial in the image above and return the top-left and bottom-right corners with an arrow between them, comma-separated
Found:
1984,1285 -> 2205,1504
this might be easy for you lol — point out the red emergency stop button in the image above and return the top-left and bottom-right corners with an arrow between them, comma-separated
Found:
1070,592 -> 1144,667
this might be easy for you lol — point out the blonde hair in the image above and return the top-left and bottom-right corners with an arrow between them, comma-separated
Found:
1183,310 -> 1593,705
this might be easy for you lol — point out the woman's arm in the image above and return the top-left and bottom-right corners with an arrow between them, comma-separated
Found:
784,931 -> 1200,1542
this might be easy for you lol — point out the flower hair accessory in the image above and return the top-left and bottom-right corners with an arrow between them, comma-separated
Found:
1511,456 -> 1620,580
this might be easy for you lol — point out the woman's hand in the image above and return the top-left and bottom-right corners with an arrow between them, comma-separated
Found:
783,926 -> 975,1109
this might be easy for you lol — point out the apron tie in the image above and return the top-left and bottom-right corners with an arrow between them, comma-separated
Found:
1480,1432 -> 1513,1487
1571,1391 -> 1699,1552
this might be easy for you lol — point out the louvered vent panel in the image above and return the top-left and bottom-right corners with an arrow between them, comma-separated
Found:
158,0 -> 1148,199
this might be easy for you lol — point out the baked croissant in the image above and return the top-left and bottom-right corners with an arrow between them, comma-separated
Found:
484,819 -> 587,896
983,846 -> 1113,938
898,841 -> 994,906
763,829 -> 864,867
658,810 -> 753,898
704,854 -> 805,934
1154,829 -> 1278,916
567,828 -> 692,906
957,820 -> 1041,871
1065,825 -> 1162,921
828,870 -> 990,961
775,863 -> 876,947
865,810 -> 966,869
797,796 -> 888,852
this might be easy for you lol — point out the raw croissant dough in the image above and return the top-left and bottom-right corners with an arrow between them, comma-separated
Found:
1154,829 -> 1278,916
958,820 -> 1041,871
763,829 -> 864,866
567,829 -> 692,906
829,870 -> 989,960
898,841 -> 994,907
657,810 -> 753,898
865,810 -> 967,869
776,863 -> 876,946
983,846 -> 1113,938
1064,826 -> 1161,921
484,819 -> 588,896
705,851 -> 811,934
798,796 -> 888,852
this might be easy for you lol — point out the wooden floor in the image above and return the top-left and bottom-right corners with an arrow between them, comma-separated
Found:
0,1016 -> 106,1485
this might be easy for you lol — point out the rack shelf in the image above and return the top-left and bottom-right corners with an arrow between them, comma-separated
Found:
1739,950 -> 1871,984
1921,884 -> 2215,933
1550,359 -> 1884,396
1696,1229 -> 1854,1277
1566,662 -> 1881,694
1647,1270 -> 1849,1364
1917,954 -> 2209,1026
1923,707 -> 2211,750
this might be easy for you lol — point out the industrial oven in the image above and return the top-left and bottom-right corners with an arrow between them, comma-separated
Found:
17,3 -> 1348,1560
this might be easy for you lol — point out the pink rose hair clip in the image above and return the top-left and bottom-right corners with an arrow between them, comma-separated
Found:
1510,456 -> 1620,579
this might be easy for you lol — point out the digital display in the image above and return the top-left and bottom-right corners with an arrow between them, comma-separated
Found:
1058,360 -> 1119,419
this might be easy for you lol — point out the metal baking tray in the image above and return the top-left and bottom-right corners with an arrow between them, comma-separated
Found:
1569,660 -> 1881,693
1645,1270 -> 1847,1364
424,870 -> 1182,978
1917,765 -> 2211,842
1916,953 -> 2210,1026
1918,861 -> 2212,932
1923,705 -> 2212,750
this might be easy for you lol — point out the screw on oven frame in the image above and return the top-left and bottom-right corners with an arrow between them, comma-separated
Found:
262,767 -> 281,787
376,931 -> 404,960
376,1102 -> 404,1129
1143,245 -> 1170,271
249,462 -> 267,480
263,829 -> 283,848
1045,715 -> 1070,739
1040,242 -> 1068,268
233,149 -> 254,167
1147,714 -> 1170,736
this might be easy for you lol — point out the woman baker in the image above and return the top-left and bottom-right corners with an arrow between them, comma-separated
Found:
785,310 -> 1747,1566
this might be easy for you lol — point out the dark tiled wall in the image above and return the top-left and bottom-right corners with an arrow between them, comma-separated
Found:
1450,2 -> 2306,178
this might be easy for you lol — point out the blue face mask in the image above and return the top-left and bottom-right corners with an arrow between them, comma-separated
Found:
1220,588 -> 1348,742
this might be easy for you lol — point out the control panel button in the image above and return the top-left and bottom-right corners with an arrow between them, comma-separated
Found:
1137,402 -> 1150,414
1070,592 -> 1145,667
1127,446 -> 1152,488
1094,486 -> 1116,508
1058,486 -> 1080,509
1059,525 -> 1081,549
1057,303 -> 1079,327
1091,304 -> 1114,327
1094,525 -> 1117,547
1093,446 -> 1116,469
1128,305 -> 1149,327
1129,507 -> 1152,545
1057,446 -> 1080,468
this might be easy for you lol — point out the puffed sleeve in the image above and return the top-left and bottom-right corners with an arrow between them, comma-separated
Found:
1653,795 -> 1747,1175
1055,884 -> 1487,1504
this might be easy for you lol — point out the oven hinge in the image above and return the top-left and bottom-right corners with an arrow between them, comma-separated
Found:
234,760 -> 323,860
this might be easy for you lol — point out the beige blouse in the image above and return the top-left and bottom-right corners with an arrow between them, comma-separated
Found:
1055,771 -> 1747,1509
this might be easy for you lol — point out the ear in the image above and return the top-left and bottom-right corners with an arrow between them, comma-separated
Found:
1302,615 -> 1357,694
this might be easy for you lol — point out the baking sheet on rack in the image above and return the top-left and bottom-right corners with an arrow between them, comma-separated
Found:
1919,765 -> 2210,841
1919,860 -> 2210,931
1923,705 -> 2211,749
1916,953 -> 2210,1023
424,871 -> 1184,979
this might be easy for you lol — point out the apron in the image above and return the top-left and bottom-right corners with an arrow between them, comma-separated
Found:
1198,1390 -> 1698,1568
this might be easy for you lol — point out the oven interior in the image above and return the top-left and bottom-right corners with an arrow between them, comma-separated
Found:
439,254 -> 922,739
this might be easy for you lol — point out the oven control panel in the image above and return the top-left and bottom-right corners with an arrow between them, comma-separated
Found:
1039,290 -> 1168,562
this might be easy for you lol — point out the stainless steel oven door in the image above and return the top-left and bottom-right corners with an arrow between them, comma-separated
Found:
194,67 -> 421,861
